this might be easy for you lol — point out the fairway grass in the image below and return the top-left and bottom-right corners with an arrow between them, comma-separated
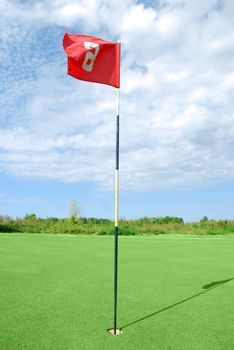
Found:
0,233 -> 233,350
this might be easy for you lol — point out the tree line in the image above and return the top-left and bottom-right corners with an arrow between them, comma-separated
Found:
0,214 -> 234,235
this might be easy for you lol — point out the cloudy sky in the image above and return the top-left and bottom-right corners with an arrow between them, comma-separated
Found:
0,0 -> 234,221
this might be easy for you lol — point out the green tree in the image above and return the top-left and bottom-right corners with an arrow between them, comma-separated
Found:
24,213 -> 37,220
200,216 -> 209,224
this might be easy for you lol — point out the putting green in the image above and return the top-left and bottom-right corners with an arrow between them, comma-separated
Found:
0,233 -> 233,350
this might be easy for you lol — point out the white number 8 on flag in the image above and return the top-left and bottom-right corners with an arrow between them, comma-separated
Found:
82,41 -> 100,72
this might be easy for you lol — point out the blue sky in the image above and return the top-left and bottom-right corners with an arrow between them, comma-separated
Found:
1,0 -> 234,221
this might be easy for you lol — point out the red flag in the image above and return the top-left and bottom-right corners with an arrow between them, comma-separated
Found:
63,33 -> 120,88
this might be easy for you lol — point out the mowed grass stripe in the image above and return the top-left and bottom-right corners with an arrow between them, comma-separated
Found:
0,233 -> 233,350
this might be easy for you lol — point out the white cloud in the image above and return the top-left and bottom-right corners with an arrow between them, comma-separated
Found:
0,0 -> 234,191
122,4 -> 157,32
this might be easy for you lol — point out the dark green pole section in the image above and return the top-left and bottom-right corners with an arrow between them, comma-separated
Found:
114,113 -> 119,334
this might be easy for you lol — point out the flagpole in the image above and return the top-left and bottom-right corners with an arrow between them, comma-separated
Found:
114,86 -> 120,335
106,40 -> 121,336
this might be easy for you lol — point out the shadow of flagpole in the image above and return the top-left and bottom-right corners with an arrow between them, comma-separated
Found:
120,278 -> 233,330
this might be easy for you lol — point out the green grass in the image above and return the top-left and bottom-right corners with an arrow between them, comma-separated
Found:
0,233 -> 234,350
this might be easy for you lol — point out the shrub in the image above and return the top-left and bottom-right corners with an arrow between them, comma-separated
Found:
200,216 -> 209,224
119,227 -> 136,236
0,223 -> 20,232
151,216 -> 184,224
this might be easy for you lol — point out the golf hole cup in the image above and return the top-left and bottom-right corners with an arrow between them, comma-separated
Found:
107,328 -> 123,335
